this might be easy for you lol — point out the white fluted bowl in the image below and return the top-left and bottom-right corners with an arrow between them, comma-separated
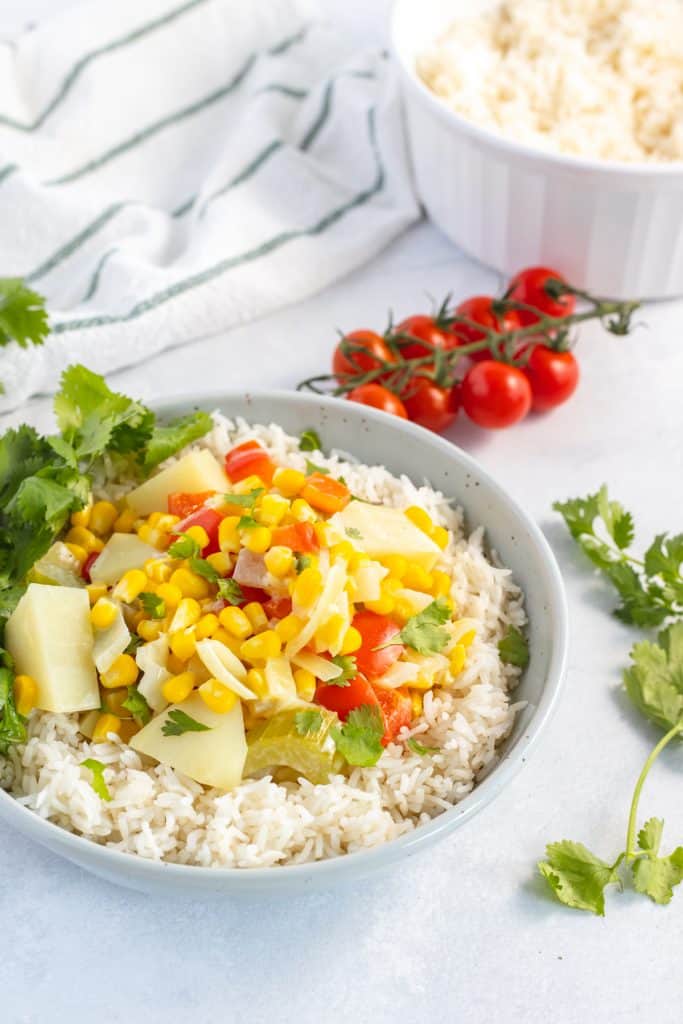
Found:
391,0 -> 683,299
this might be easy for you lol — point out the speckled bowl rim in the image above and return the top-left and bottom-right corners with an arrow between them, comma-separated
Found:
0,390 -> 569,893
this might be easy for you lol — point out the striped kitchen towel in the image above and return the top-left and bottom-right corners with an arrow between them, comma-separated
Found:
0,0 -> 419,411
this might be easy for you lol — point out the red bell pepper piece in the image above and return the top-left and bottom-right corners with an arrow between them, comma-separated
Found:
271,522 -> 319,554
81,551 -> 99,582
167,490 -> 216,519
225,441 -> 274,484
172,506 -> 222,555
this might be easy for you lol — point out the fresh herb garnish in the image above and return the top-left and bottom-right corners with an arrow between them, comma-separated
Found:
295,709 -> 323,735
122,686 -> 152,725
0,278 -> 49,392
498,626 -> 529,668
331,704 -> 384,767
139,592 -> 165,619
161,709 -> 211,737
299,429 -> 322,452
237,515 -> 259,530
143,411 -> 213,470
345,527 -> 363,541
397,599 -> 451,656
326,654 -> 357,686
0,647 -> 25,754
80,758 -> 112,802
222,489 -> 263,508
168,534 -> 201,560
216,578 -> 244,605
295,554 -> 312,574
124,634 -> 143,655
406,737 -> 440,756
305,459 -> 329,476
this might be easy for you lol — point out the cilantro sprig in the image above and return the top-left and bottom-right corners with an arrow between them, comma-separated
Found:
397,599 -> 451,656
326,655 -> 357,687
331,704 -> 384,767
0,278 -> 49,393
162,709 -> 211,737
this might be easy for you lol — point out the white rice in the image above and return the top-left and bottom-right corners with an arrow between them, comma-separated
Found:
2,416 -> 526,868
417,0 -> 683,163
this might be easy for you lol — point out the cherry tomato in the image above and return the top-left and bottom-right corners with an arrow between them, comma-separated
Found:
346,383 -> 408,419
461,360 -> 532,429
332,330 -> 394,380
172,506 -> 222,555
352,611 -> 403,679
507,266 -> 576,325
371,685 -> 413,746
167,490 -> 216,519
451,296 -> 523,361
315,674 -> 380,721
393,314 -> 455,360
225,441 -> 274,484
271,522 -> 319,553
525,345 -> 579,412
402,376 -> 460,433
263,596 -> 292,620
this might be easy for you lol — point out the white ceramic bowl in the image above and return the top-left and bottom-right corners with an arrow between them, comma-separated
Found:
0,391 -> 568,896
391,0 -> 683,299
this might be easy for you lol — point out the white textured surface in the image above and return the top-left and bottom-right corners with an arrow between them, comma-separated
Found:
2,3 -> 683,1023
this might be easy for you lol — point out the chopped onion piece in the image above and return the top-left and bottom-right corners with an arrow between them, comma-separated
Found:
291,651 -> 343,682
93,602 -> 130,674
136,636 -> 171,712
195,638 -> 255,699
373,661 -> 420,689
287,562 -> 347,657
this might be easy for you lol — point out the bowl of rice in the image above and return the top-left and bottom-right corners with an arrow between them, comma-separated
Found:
391,0 -> 683,298
0,390 -> 567,896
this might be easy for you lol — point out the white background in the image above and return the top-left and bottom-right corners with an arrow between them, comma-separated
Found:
2,3 -> 683,1023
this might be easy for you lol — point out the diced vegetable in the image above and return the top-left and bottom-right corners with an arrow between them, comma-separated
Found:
28,541 -> 83,588
136,636 -> 172,712
315,673 -> 380,721
89,534 -> 162,585
291,651 -> 344,682
329,503 -> 441,570
172,506 -> 222,555
372,684 -> 412,745
224,441 -> 274,484
263,655 -> 301,710
195,638 -> 255,699
300,473 -> 350,514
167,490 -> 215,518
92,602 -> 130,674
5,584 -> 100,713
271,522 -> 319,553
352,611 -> 403,679
125,450 -> 229,516
130,694 -> 247,790
244,707 -> 343,784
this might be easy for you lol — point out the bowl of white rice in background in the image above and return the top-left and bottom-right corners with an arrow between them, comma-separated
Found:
391,0 -> 683,299
0,391 -> 567,897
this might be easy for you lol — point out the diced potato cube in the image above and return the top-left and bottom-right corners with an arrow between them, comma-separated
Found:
5,584 -> 99,713
124,450 -> 229,516
89,534 -> 162,585
329,503 -> 441,570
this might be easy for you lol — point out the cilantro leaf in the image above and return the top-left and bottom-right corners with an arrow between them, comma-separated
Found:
188,557 -> 218,583
0,277 -> 49,351
331,704 -> 384,767
80,758 -> 112,802
143,411 -> 213,470
538,841 -> 622,916
295,709 -> 323,735
222,489 -> 263,508
398,599 -> 450,655
121,687 -> 152,725
623,624 -> 683,732
406,737 -> 439,756
295,554 -> 312,574
168,534 -> 201,560
299,429 -> 322,452
237,515 -> 259,530
139,592 -> 165,619
498,626 -> 529,668
161,709 -> 211,737
216,578 -> 244,605
0,655 -> 26,754
124,634 -> 143,655
553,493 -> 601,542
632,818 -> 683,905
305,459 -> 329,476
326,655 -> 357,686
597,484 -> 635,550
644,534 -> 683,584
54,365 -> 155,460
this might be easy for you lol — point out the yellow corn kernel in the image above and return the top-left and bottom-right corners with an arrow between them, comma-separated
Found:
273,466 -> 306,498
393,597 -> 416,624
330,541 -> 355,563
292,567 -> 323,609
169,597 -> 201,633
169,629 -> 197,662
340,625 -> 362,655
240,630 -> 282,663
167,652 -> 187,676
409,690 -> 423,718
153,513 -> 180,533
184,524 -> 209,549
218,516 -> 241,554
136,522 -> 168,550
257,493 -> 289,527
458,628 -> 476,649
264,545 -> 294,578
102,687 -> 131,718
232,474 -> 266,495
365,593 -> 395,615
212,628 -> 245,658
381,554 -> 408,580
86,583 -> 108,606
411,675 -> 436,691
169,567 -> 210,600
450,643 -> 466,676
382,577 -> 403,598
241,525 -> 272,554
405,506 -> 434,534
92,713 -> 121,742
275,613 -> 303,643
113,507 -> 136,534
315,613 -> 347,652
198,678 -> 237,714
14,674 -> 37,716
313,521 -> 331,547
243,602 -> 268,632
430,570 -> 452,599
431,525 -> 449,550
100,654 -> 139,689
89,501 -> 118,536
246,667 -> 268,698
144,558 -> 172,584
293,668 -> 316,702
65,542 -> 88,566
290,498 -> 317,523
219,605 -> 252,639
90,598 -> 118,631
403,563 -> 433,592
70,503 -> 92,529
156,582 -> 183,609
196,613 -> 219,640
65,526 -> 104,554
137,618 -> 164,642
206,551 -> 232,576
162,671 -> 196,704
112,569 -> 147,604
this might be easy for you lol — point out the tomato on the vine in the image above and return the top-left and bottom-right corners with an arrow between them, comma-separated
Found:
461,360 -> 532,429
451,296 -> 522,361
332,330 -> 394,380
507,266 -> 576,325
393,314 -> 455,360
402,376 -> 460,432
525,345 -> 579,411
346,383 -> 408,419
